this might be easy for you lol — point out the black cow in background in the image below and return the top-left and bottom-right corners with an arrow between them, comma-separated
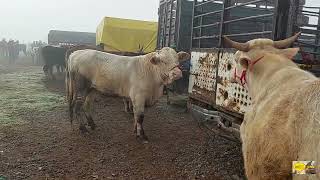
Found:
42,44 -> 145,80
41,45 -> 68,80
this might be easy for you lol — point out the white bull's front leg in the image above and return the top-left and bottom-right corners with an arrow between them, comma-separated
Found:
123,98 -> 133,113
131,95 -> 148,143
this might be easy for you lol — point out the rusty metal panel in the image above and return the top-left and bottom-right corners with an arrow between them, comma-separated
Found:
188,49 -> 219,105
216,49 -> 251,114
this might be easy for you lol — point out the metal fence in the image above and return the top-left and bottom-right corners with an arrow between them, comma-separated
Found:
191,0 -> 278,49
294,5 -> 320,66
157,0 -> 194,52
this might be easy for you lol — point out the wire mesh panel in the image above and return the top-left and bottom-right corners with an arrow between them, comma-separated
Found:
215,49 -> 252,114
188,49 -> 219,105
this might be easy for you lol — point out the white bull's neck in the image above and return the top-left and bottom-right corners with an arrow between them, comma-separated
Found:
139,53 -> 166,85
246,54 -> 298,103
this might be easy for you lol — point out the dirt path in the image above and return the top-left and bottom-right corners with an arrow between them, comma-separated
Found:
0,63 -> 244,180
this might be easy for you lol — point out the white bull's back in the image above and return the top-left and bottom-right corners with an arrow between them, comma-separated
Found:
68,49 -> 139,96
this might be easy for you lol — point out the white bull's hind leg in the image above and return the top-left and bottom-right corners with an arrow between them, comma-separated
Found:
123,98 -> 130,113
123,98 -> 133,113
71,73 -> 92,133
128,99 -> 133,113
131,95 -> 148,143
83,89 -> 96,130
74,99 -> 89,133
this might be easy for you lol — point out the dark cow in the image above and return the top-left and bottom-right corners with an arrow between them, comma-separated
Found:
41,45 -> 67,79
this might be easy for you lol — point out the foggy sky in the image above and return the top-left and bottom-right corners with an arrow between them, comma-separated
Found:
0,0 -> 319,43
0,0 -> 159,43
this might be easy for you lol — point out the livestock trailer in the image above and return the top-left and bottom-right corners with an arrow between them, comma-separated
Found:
96,17 -> 158,54
48,30 -> 96,46
187,0 -> 320,140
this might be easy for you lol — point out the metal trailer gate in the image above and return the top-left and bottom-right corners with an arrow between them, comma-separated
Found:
157,0 -> 194,52
188,0 -> 311,139
295,5 -> 320,57
294,4 -> 320,76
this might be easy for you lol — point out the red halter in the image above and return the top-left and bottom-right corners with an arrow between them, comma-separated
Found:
233,56 -> 264,87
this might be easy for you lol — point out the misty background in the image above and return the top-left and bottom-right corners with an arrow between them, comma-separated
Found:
0,0 -> 159,43
0,0 -> 319,43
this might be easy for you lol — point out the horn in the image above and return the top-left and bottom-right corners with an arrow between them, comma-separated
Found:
273,32 -> 301,49
222,36 -> 250,52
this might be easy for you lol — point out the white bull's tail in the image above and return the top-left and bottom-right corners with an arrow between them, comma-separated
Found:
65,52 -> 76,124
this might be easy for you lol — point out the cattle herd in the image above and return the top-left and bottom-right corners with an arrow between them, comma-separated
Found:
2,32 -> 320,179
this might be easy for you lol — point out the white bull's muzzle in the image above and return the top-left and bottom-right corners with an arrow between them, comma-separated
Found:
165,67 -> 183,85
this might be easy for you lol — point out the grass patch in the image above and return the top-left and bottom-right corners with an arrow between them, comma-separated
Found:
0,70 -> 64,125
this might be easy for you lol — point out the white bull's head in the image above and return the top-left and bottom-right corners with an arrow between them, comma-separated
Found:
224,32 -> 301,88
150,47 -> 190,85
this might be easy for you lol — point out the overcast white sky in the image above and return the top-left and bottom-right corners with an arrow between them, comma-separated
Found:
0,0 -> 159,43
0,0 -> 319,43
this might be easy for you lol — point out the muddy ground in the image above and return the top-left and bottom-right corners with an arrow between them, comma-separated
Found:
0,58 -> 245,180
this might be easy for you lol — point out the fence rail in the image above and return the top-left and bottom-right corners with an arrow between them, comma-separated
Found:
192,0 -> 275,48
295,4 -> 320,63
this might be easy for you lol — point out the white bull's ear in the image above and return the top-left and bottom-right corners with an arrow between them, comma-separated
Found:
150,53 -> 161,64
177,51 -> 190,62
239,57 -> 250,69
237,52 -> 251,69
280,47 -> 300,59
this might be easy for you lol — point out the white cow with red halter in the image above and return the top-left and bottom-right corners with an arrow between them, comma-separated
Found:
224,32 -> 320,179
232,55 -> 264,87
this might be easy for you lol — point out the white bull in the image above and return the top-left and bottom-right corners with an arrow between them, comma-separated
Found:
224,33 -> 320,179
66,47 -> 190,142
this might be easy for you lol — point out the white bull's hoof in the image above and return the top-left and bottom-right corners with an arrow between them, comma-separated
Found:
88,122 -> 96,130
125,108 -> 133,114
86,117 -> 96,130
79,125 -> 89,133
136,135 -> 149,144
